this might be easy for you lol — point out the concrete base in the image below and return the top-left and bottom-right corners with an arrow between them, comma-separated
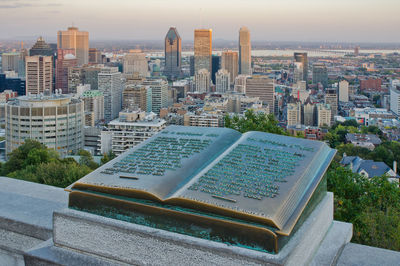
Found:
26,192 -> 336,266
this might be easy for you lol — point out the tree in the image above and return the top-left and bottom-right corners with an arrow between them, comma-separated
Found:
101,151 -> 117,165
78,149 -> 99,170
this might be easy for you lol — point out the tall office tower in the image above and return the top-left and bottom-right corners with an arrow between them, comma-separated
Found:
89,48 -> 102,64
239,27 -> 251,75
303,102 -> 315,126
294,52 -> 308,82
211,55 -> 220,85
390,86 -> 400,115
5,94 -> 84,157
25,56 -> 52,95
123,50 -> 148,78
164,27 -> 182,80
312,63 -> 328,88
245,76 -> 275,114
189,56 -> 195,76
82,90 -> 104,126
287,102 -> 302,126
234,74 -> 250,93
143,79 -> 168,114
354,46 -> 360,56
194,29 -> 212,75
57,26 -> 89,66
324,89 -> 338,125
221,51 -> 239,83
98,67 -> 123,122
29,37 -> 53,56
122,84 -> 148,111
316,103 -> 331,127
56,49 -> 77,94
293,62 -> 304,84
195,68 -> 211,93
215,69 -> 230,93
68,65 -> 102,92
0,74 -> 26,96
339,80 -> 349,102
1,53 -> 21,73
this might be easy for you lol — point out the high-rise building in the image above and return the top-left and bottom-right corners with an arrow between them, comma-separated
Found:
57,26 -> 89,66
82,90 -> 104,126
215,69 -> 230,93
339,80 -> 349,102
293,62 -> 304,84
194,29 -> 212,75
68,65 -> 102,92
25,56 -> 52,95
29,37 -> 53,56
234,74 -> 250,93
390,86 -> 400,115
164,27 -> 182,80
195,69 -> 211,93
312,63 -> 328,88
98,67 -> 123,122
0,74 -> 26,96
287,102 -> 302,126
211,55 -> 220,85
123,50 -> 148,78
316,103 -> 331,127
5,94 -> 84,157
122,84 -> 148,111
325,89 -> 338,125
56,49 -> 77,94
143,79 -> 168,114
221,51 -> 238,83
245,76 -> 274,114
1,53 -> 21,73
303,102 -> 315,126
239,27 -> 251,75
89,48 -> 102,64
294,52 -> 308,82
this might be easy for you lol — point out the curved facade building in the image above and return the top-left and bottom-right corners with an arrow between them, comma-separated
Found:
164,27 -> 182,80
5,94 -> 84,157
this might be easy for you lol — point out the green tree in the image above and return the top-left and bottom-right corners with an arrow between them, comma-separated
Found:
78,149 -> 99,170
101,151 -> 117,165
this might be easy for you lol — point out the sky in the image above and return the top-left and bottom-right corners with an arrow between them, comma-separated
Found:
1,0 -> 400,43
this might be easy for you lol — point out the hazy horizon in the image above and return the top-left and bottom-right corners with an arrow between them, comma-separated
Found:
1,0 -> 400,43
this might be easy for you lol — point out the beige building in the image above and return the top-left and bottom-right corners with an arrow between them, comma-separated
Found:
239,27 -> 251,75
339,80 -> 349,102
221,51 -> 238,82
82,90 -> 104,126
123,50 -> 148,78
57,26 -> 89,66
287,102 -> 302,126
122,84 -> 148,111
303,102 -> 315,126
245,76 -> 274,114
325,89 -> 338,125
215,69 -> 230,93
25,56 -> 52,95
194,29 -> 212,74
195,69 -> 211,93
316,103 -> 331,127
5,94 -> 84,157
183,113 -> 223,127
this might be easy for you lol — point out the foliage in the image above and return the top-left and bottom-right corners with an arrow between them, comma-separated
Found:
101,151 -> 117,165
224,110 -> 287,135
2,140 -> 96,188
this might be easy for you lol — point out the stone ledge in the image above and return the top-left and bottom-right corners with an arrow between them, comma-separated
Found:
50,192 -> 333,266
337,243 -> 400,266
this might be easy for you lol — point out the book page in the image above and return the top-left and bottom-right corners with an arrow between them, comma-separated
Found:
169,131 -> 335,231
70,125 -> 242,200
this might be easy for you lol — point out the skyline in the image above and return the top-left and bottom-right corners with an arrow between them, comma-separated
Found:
1,0 -> 400,43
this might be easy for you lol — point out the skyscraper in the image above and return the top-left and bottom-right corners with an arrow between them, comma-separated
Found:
194,29 -> 212,75
221,51 -> 238,83
123,50 -> 148,78
215,69 -> 230,93
98,67 -> 123,122
239,27 -> 251,75
57,26 -> 89,66
89,48 -> 102,64
195,69 -> 211,93
164,27 -> 182,80
245,76 -> 275,114
25,56 -> 52,95
312,63 -> 328,88
143,79 -> 168,114
325,89 -> 338,126
211,55 -> 220,85
29,37 -> 53,56
56,49 -> 77,94
294,52 -> 308,82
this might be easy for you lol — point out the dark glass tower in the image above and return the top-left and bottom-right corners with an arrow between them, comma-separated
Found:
164,27 -> 182,80
211,55 -> 220,85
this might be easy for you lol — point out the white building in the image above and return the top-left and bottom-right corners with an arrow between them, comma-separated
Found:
123,50 -> 149,78
143,79 -> 168,114
82,90 -> 104,126
339,80 -> 349,102
183,113 -> 224,127
316,103 -> 331,127
287,102 -> 302,126
5,94 -> 84,157
234,74 -> 250,93
100,111 -> 166,155
98,67 -> 123,122
390,87 -> 400,116
195,68 -> 210,93
215,69 -> 230,93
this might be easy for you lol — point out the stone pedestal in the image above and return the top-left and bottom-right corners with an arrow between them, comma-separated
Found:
24,192 -> 353,265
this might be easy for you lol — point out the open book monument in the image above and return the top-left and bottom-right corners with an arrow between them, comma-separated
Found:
68,126 -> 336,254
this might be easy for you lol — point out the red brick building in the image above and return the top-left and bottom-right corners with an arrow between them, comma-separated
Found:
360,78 -> 381,91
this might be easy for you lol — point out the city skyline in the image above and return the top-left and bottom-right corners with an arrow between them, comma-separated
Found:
1,0 -> 400,43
